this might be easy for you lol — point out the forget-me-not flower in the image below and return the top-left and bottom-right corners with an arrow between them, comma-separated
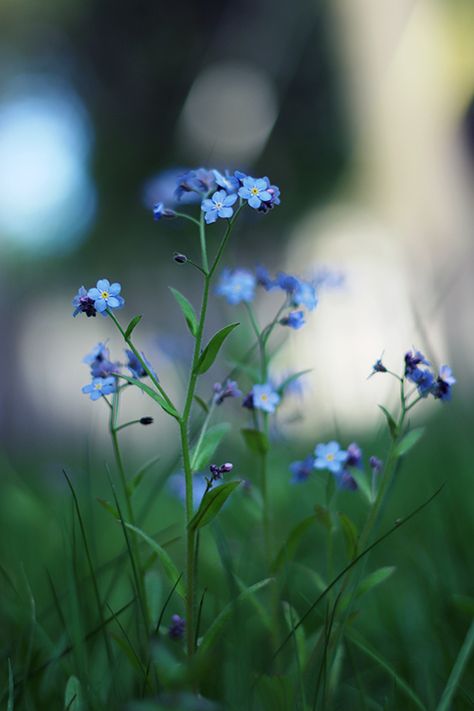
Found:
252,383 -> 280,413
290,455 -> 314,483
280,310 -> 305,330
201,190 -> 238,224
82,376 -> 116,401
88,279 -> 124,314
432,365 -> 456,401
152,202 -> 176,220
238,176 -> 272,209
213,379 -> 242,405
314,441 -> 348,475
72,286 -> 97,318
216,268 -> 256,304
213,169 -> 240,194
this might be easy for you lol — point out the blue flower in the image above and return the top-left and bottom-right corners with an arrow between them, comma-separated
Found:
84,342 -> 119,378
87,279 -> 124,314
213,169 -> 240,194
168,614 -> 185,640
72,286 -> 97,318
280,310 -> 305,330
213,379 -> 242,405
216,268 -> 256,304
255,265 -> 275,291
175,168 -> 216,201
82,376 -> 116,401
238,176 -> 272,209
370,356 -> 387,376
292,280 -> 318,311
125,349 -> 147,379
257,178 -> 280,213
411,368 -> 435,397
346,442 -> 363,468
152,202 -> 176,220
252,383 -> 280,413
314,441 -> 347,475
404,349 -> 430,377
234,170 -> 248,183
290,455 -> 314,483
201,190 -> 238,224
432,365 -> 456,401
340,471 -> 358,490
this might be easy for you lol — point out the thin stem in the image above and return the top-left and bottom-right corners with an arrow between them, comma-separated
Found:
173,212 -> 201,227
199,212 -> 209,273
114,419 -> 145,433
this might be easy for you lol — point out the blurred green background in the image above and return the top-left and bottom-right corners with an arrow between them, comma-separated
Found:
1,0 -> 474,708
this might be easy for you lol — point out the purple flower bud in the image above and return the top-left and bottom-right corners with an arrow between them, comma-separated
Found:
173,252 -> 188,264
369,456 -> 383,474
221,462 -> 233,472
168,614 -> 185,640
346,442 -> 363,469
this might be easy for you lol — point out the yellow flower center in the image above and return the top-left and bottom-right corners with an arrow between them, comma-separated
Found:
101,290 -> 109,299
251,187 -> 259,195
326,453 -> 335,462
261,393 -> 268,401
94,382 -> 102,390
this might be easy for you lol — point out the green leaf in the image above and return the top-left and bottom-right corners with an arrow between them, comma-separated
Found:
195,323 -> 239,375
338,512 -> 358,559
314,504 -> 332,531
64,675 -> 83,710
436,620 -> 474,711
395,427 -> 425,457
276,369 -> 312,395
127,455 -> 160,497
193,395 -> 209,414
378,404 -> 399,438
197,578 -> 273,656
124,314 -> 142,340
282,601 -> 307,670
7,658 -> 14,711
97,498 -> 119,519
124,523 -> 185,599
271,516 -> 316,573
356,566 -> 396,597
169,287 -> 198,337
241,428 -> 269,455
191,422 -> 231,471
452,594 -> 474,618
350,469 -> 373,503
188,480 -> 241,531
117,375 -> 179,419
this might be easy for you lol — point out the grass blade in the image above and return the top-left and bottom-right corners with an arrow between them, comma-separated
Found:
436,619 -> 474,711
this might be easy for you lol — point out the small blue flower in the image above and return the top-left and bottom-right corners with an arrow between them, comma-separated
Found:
82,376 -> 116,401
292,280 -> 318,311
257,178 -> 280,213
314,441 -> 347,474
280,310 -> 305,330
290,455 -> 314,483
411,368 -> 435,397
213,379 -> 242,405
175,168 -> 216,201
252,383 -> 280,413
432,365 -> 456,401
87,279 -> 124,314
339,471 -> 358,490
213,169 -> 240,194
238,176 -> 272,209
152,202 -> 176,220
234,170 -> 248,183
216,268 -> 256,304
201,190 -> 238,224
404,349 -> 430,377
72,286 -> 97,318
370,356 -> 387,377
255,265 -> 275,291
84,342 -> 119,378
346,442 -> 363,468
125,349 -> 147,379
168,614 -> 185,640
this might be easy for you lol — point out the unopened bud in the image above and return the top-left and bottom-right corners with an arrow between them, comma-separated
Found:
140,417 -> 154,425
173,252 -> 188,264
221,462 -> 233,472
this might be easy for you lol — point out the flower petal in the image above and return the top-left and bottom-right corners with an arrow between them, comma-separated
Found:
96,279 -> 110,292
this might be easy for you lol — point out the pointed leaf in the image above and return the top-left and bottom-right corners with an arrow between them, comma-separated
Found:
7,658 -> 14,711
277,369 -> 312,395
241,428 -> 269,455
189,480 -> 241,531
197,578 -> 273,656
194,395 -> 209,414
124,523 -> 185,599
64,675 -> 83,710
195,323 -> 240,375
97,498 -> 119,519
271,516 -> 316,573
350,469 -> 373,503
124,314 -> 142,340
117,375 -> 179,419
357,566 -> 396,597
338,512 -> 358,559
191,422 -> 230,471
378,405 -> 399,439
395,427 -> 425,457
169,287 -> 198,337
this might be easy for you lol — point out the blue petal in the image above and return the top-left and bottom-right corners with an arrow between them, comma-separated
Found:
95,299 -> 107,312
238,187 -> 251,199
88,288 -> 100,299
96,279 -> 110,292
248,195 -> 261,209
204,210 -> 218,224
213,190 -> 227,203
201,199 -> 214,211
224,194 -> 238,206
218,207 -> 233,219
107,296 -> 120,308
109,282 -> 121,296
259,190 -> 272,202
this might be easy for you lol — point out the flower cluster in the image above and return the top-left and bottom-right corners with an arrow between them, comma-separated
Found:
207,462 -> 233,489
243,383 -> 280,414
73,279 -> 124,318
81,341 -> 155,401
168,614 -> 185,641
371,348 -> 456,402
151,167 -> 280,224
291,440 -> 379,490
213,379 -> 242,406
216,265 -> 317,330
